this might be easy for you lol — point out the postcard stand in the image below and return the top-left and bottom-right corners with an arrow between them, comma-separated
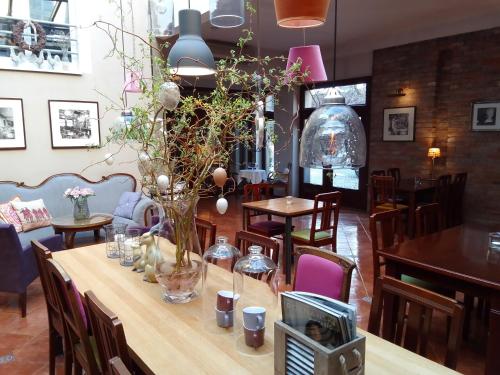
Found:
274,320 -> 365,375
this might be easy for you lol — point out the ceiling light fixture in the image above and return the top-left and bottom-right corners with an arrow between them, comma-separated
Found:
274,0 -> 331,28
286,45 -> 327,83
209,0 -> 245,28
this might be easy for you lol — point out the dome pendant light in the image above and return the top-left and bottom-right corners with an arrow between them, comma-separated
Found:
299,0 -> 366,170
167,9 -> 216,76
274,0 -> 331,28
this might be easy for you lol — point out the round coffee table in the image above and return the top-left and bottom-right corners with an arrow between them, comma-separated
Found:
51,214 -> 113,249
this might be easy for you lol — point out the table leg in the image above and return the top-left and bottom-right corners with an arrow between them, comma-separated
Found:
285,217 -> 293,285
94,229 -> 100,242
486,294 -> 500,375
64,232 -> 76,249
407,192 -> 416,238
242,207 -> 248,231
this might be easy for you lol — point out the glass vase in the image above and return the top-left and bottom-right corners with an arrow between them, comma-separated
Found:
154,196 -> 203,304
73,198 -> 90,220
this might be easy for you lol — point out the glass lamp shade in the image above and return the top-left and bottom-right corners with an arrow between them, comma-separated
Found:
428,147 -> 441,158
167,9 -> 216,76
209,0 -> 245,28
300,92 -> 367,170
286,45 -> 327,83
274,0 -> 331,28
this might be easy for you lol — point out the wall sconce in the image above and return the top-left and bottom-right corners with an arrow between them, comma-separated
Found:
427,147 -> 441,179
387,87 -> 406,97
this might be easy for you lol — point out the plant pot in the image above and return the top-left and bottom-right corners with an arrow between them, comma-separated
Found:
274,0 -> 330,28
73,198 -> 90,220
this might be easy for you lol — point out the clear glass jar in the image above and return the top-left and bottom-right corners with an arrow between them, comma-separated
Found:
104,223 -> 126,258
202,236 -> 240,286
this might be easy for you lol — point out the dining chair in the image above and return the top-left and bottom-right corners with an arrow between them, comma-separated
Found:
243,182 -> 287,238
46,258 -> 101,375
84,290 -> 132,375
235,230 -> 280,265
290,191 -> 342,252
368,276 -> 464,369
369,175 -> 408,215
32,241 -> 72,375
293,246 -> 356,303
195,216 -> 217,254
415,203 -> 443,238
109,357 -> 132,375
434,175 -> 453,228
371,170 -> 386,176
386,168 -> 401,186
267,163 -> 290,196
450,172 -> 467,226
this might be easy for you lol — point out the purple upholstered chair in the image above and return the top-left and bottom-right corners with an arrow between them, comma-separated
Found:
293,246 -> 356,303
0,223 -> 62,317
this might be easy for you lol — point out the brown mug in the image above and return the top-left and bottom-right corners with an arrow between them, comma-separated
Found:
217,290 -> 237,312
244,326 -> 265,348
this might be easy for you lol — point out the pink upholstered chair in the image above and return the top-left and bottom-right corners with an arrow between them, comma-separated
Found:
293,246 -> 356,303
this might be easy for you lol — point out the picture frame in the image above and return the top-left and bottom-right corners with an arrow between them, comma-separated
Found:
471,101 -> 500,131
382,106 -> 416,142
0,98 -> 26,150
48,100 -> 100,149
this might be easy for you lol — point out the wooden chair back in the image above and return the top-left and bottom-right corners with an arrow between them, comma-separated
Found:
370,175 -> 396,213
195,217 -> 217,253
387,168 -> 401,185
434,174 -> 452,227
450,172 -> 467,226
293,246 -> 356,303
369,209 -> 404,282
243,183 -> 273,223
371,170 -> 386,176
368,276 -> 464,369
85,290 -> 132,375
109,357 -> 132,375
415,203 -> 443,238
235,230 -> 279,282
46,259 -> 100,374
308,191 -> 342,247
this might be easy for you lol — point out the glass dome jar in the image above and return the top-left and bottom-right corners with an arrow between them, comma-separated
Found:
202,236 -> 240,286
299,90 -> 366,170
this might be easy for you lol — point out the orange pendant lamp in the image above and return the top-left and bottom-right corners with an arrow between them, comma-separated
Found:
274,0 -> 331,28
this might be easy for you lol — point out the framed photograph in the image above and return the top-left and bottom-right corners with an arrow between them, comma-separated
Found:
48,100 -> 100,149
383,106 -> 416,142
471,101 -> 500,131
0,98 -> 26,150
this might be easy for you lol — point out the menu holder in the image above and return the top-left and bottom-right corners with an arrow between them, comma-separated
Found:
274,320 -> 365,375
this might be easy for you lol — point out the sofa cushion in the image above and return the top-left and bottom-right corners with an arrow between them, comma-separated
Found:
0,196 -> 22,232
18,226 -> 56,249
112,215 -> 137,228
113,192 -> 141,220
11,199 -> 52,232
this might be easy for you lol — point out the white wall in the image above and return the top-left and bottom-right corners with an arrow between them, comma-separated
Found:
0,0 -> 150,186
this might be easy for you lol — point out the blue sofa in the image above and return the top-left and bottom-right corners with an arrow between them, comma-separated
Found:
0,173 -> 155,316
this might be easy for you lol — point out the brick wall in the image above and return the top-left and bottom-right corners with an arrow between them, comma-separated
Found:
370,27 -> 500,224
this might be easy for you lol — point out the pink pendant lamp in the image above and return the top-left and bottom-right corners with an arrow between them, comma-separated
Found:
124,71 -> 142,93
286,45 -> 327,83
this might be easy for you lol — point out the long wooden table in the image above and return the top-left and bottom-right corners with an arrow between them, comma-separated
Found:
53,243 -> 458,374
242,197 -> 319,284
378,224 -> 500,375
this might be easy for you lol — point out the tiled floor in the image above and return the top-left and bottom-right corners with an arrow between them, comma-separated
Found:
0,195 -> 487,374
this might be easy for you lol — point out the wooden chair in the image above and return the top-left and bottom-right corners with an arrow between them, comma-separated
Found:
243,183 -> 287,238
386,168 -> 401,186
293,246 -> 356,303
415,203 -> 443,238
371,170 -> 386,176
84,290 -> 133,375
368,276 -> 464,369
109,357 -> 132,375
369,209 -> 404,285
450,173 -> 467,226
434,175 -> 452,228
267,163 -> 290,196
46,259 -> 100,375
195,216 -> 217,254
32,241 -> 72,375
290,191 -> 342,252
369,175 -> 408,214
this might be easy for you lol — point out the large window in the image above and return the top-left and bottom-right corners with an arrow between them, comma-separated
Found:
0,0 -> 79,73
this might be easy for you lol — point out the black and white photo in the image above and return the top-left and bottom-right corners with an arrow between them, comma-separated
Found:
383,107 -> 416,141
0,98 -> 26,150
472,102 -> 500,131
49,100 -> 100,148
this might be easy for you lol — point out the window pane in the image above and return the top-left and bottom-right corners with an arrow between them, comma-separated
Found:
304,168 -> 323,186
29,0 -> 69,23
332,168 -> 359,190
304,83 -> 367,108
265,120 -> 274,173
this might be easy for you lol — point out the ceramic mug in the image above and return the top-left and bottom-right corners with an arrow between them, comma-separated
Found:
215,308 -> 234,328
243,306 -> 266,330
217,290 -> 238,312
244,326 -> 265,348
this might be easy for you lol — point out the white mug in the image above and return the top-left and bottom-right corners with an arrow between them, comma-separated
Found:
243,306 -> 266,330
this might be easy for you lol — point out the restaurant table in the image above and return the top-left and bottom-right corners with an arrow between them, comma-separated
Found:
242,197 -> 319,284
52,242 -> 458,374
238,169 -> 268,184
378,224 -> 500,375
51,213 -> 113,249
396,178 -> 436,238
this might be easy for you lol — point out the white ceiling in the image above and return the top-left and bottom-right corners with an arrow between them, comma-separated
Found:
202,0 -> 500,58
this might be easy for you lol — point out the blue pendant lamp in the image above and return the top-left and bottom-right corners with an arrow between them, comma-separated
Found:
167,9 -> 216,76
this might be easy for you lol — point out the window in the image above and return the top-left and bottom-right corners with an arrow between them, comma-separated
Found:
265,120 -> 275,174
0,0 -> 79,73
151,0 -> 209,36
304,83 -> 367,108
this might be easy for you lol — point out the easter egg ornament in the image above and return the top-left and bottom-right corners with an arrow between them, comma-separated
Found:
216,196 -> 228,215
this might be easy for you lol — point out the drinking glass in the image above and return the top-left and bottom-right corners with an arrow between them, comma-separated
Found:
120,228 -> 141,266
489,232 -> 500,251
104,223 -> 126,258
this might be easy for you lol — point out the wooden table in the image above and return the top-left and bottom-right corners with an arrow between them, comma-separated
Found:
51,213 -> 113,249
242,197 -> 318,284
378,224 -> 500,375
52,243 -> 458,374
396,178 -> 436,238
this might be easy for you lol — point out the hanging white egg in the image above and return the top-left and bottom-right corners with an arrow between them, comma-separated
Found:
157,175 -> 170,190
104,153 -> 114,166
213,167 -> 227,187
139,151 -> 150,162
216,197 -> 228,215
158,81 -> 181,111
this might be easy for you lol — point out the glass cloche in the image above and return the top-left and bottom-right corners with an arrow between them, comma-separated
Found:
202,236 -> 240,287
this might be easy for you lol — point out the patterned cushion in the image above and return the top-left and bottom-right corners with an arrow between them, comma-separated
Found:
113,192 -> 142,220
11,199 -> 52,232
291,228 -> 331,241
0,196 -> 23,232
